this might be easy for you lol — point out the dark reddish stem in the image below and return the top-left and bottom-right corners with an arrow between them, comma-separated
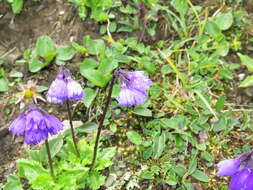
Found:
45,139 -> 55,181
66,100 -> 80,157
90,75 -> 115,171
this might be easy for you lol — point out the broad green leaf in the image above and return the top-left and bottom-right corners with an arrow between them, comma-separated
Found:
0,78 -> 9,92
3,175 -> 23,190
133,106 -> 152,117
78,122 -> 98,133
214,12 -> 233,30
87,171 -> 106,190
187,158 -> 197,176
82,88 -> 98,108
141,171 -> 154,180
239,75 -> 253,87
171,0 -> 188,16
126,131 -> 142,145
80,69 -> 111,87
205,21 -> 222,37
83,36 -> 105,55
72,42 -> 87,54
56,46 -> 75,61
36,36 -> 56,58
153,133 -> 166,159
91,8 -> 108,22
12,0 -> 23,14
191,170 -> 209,182
79,58 -> 98,71
238,53 -> 253,72
28,57 -> 46,73
98,58 -> 118,73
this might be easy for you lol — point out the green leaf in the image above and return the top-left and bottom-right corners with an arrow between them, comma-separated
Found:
28,57 -> 46,73
98,58 -> 118,73
205,21 -> 222,37
36,36 -> 56,59
133,106 -> 152,117
214,12 -> 233,30
82,88 -> 98,108
72,42 -> 87,54
126,131 -> 142,145
0,78 -> 9,92
215,94 -> 225,112
83,36 -> 105,55
239,75 -> 253,87
87,171 -> 106,190
153,133 -> 166,159
3,175 -> 23,190
141,171 -> 154,180
171,0 -> 188,16
78,122 -> 98,134
40,137 -> 63,162
238,53 -> 253,72
191,170 -> 209,182
80,69 -> 112,87
9,71 -> 23,78
56,46 -> 75,61
12,0 -> 23,14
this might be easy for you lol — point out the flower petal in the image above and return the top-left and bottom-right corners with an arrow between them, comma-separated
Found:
66,79 -> 85,101
229,168 -> 252,190
116,87 -> 147,106
47,77 -> 68,104
8,114 -> 26,136
217,158 -> 241,176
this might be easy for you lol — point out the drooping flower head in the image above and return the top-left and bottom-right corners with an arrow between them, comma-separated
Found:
47,68 -> 85,104
8,106 -> 63,145
216,150 -> 253,190
115,69 -> 152,106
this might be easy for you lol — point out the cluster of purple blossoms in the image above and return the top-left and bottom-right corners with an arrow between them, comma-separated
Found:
217,150 -> 253,190
116,69 -> 152,106
47,68 -> 85,104
8,106 -> 63,145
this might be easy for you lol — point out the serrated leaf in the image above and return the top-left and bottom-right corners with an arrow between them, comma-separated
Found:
28,57 -> 47,73
36,36 -> 56,59
56,46 -> 75,61
82,88 -> 98,108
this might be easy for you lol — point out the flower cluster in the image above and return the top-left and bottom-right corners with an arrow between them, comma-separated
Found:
216,150 -> 253,190
116,69 -> 152,106
47,68 -> 85,104
8,106 -> 63,145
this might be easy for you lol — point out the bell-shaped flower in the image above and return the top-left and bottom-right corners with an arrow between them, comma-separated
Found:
116,69 -> 151,106
47,68 -> 84,104
8,106 -> 63,145
216,158 -> 241,176
229,168 -> 253,190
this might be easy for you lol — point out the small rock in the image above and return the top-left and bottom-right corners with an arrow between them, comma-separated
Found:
59,10 -> 65,15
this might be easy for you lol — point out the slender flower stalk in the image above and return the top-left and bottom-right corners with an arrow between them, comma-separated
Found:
90,75 -> 115,171
66,100 -> 80,157
47,68 -> 85,157
45,139 -> 55,180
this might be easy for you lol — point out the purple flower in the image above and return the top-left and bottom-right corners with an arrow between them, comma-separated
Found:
216,158 -> 241,176
116,69 -> 151,106
116,84 -> 148,106
8,106 -> 63,145
47,68 -> 85,104
229,168 -> 253,190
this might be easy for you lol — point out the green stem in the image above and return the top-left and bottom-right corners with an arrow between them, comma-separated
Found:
66,100 -> 80,157
90,76 -> 115,171
45,139 -> 55,180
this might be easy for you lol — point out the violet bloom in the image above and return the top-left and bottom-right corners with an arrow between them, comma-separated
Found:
116,69 -> 152,106
216,150 -> 253,190
47,68 -> 84,104
229,168 -> 253,190
217,158 -> 241,176
8,106 -> 63,145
